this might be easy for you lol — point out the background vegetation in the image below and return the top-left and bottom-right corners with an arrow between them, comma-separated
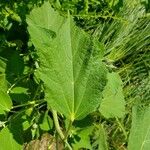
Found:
0,0 -> 150,149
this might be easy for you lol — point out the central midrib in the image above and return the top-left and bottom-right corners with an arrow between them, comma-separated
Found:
68,17 -> 75,118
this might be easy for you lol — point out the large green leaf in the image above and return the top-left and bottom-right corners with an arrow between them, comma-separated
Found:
27,2 -> 107,120
0,90 -> 12,114
99,72 -> 125,118
0,127 -> 22,150
128,106 -> 150,150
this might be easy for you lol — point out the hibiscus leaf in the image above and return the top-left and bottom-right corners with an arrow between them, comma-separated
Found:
27,2 -> 107,120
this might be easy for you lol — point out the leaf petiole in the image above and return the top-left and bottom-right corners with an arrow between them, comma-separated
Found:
52,109 -> 72,150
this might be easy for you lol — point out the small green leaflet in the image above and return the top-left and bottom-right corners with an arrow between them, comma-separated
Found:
92,125 -> 108,150
0,127 -> 22,150
128,106 -> 150,150
39,111 -> 53,131
27,2 -> 107,120
72,126 -> 94,150
0,90 -> 12,114
99,72 -> 125,118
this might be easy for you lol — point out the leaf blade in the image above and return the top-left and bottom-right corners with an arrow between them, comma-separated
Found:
0,90 -> 12,114
128,106 -> 150,150
0,127 -> 22,150
92,125 -> 108,150
99,72 -> 125,118
27,2 -> 107,120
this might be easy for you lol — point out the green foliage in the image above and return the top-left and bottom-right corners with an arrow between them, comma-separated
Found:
72,126 -> 94,150
0,0 -> 149,149
99,72 -> 125,118
128,106 -> 150,150
39,111 -> 53,131
0,127 -> 22,150
92,124 -> 108,150
27,2 -> 107,120
0,90 -> 12,114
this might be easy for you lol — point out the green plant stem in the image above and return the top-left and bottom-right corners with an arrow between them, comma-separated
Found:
64,120 -> 73,140
52,109 -> 72,150
52,110 -> 65,140
11,100 -> 45,109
